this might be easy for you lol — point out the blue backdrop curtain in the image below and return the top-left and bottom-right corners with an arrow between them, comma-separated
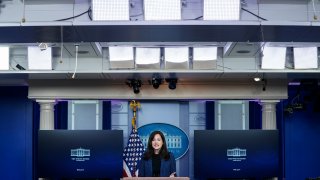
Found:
103,101 -> 112,130
249,101 -> 262,129
276,101 -> 285,180
32,102 -> 40,180
54,101 -> 68,130
0,86 -> 33,180
205,101 -> 215,130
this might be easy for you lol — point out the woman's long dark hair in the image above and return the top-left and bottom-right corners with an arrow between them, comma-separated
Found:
143,130 -> 170,160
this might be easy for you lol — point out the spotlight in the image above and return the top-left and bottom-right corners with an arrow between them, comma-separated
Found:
254,77 -> 266,91
150,77 -> 163,89
126,79 -> 142,94
165,78 -> 178,90
253,77 -> 261,82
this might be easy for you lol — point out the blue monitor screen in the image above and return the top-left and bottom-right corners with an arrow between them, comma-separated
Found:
194,130 -> 279,179
38,130 -> 123,179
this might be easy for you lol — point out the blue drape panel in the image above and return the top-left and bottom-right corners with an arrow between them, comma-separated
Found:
276,101 -> 285,180
32,102 -> 40,179
249,101 -> 262,129
103,101 -> 112,130
205,101 -> 215,130
0,86 -> 33,180
54,101 -> 68,130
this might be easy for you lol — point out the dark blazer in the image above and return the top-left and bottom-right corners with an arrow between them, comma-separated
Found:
138,152 -> 176,177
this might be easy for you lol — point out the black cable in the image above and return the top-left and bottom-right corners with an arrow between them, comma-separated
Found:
195,16 -> 203,20
184,16 -> 203,20
186,7 -> 265,21
55,7 -> 91,21
185,8 -> 266,21
241,7 -> 267,21
87,6 -> 92,21
54,6 -> 267,22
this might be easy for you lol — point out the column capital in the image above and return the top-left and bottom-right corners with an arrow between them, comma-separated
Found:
37,99 -> 56,130
36,99 -> 56,104
259,100 -> 279,130
259,100 -> 280,105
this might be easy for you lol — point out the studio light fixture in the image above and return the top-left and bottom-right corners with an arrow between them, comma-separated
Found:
293,47 -> 318,69
261,46 -> 286,69
253,77 -> 266,91
166,78 -> 178,90
150,77 -> 163,89
144,0 -> 181,20
253,77 -> 261,82
203,0 -> 241,20
126,79 -> 142,94
28,46 -> 52,70
193,47 -> 218,69
109,46 -> 134,69
164,47 -> 189,69
135,47 -> 161,69
92,0 -> 129,20
0,47 -> 9,70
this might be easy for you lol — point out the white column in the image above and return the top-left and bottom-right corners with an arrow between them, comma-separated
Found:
37,100 -> 56,180
37,100 -> 56,130
259,100 -> 280,180
260,100 -> 280,130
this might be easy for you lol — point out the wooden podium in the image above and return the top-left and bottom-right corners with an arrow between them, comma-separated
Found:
123,177 -> 190,180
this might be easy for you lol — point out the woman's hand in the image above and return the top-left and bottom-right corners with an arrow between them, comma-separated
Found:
169,172 -> 176,177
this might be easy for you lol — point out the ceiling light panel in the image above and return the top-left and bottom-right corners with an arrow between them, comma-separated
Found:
193,47 -> 218,61
136,48 -> 160,65
144,0 -> 181,20
165,47 -> 189,63
203,0 -> 240,20
92,0 -> 129,21
165,47 -> 189,69
193,47 -> 217,69
109,47 -> 134,61
294,47 -> 318,69
109,46 -> 134,69
28,47 -> 52,70
0,47 -> 9,70
261,46 -> 286,69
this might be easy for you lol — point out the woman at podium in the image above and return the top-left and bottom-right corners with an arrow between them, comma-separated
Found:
139,130 -> 176,177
